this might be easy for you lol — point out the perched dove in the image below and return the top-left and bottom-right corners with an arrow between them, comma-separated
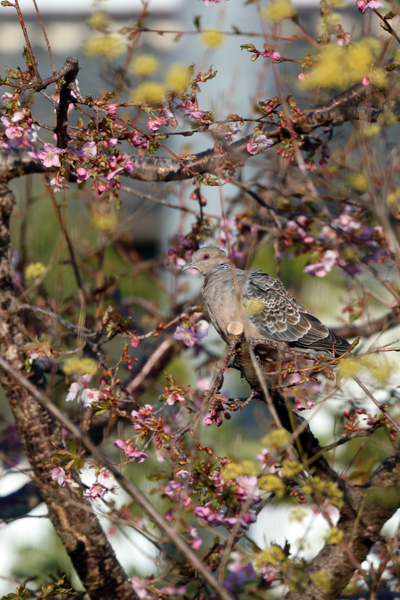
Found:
182,246 -> 350,357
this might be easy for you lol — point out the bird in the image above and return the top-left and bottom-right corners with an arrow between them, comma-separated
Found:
182,246 -> 350,358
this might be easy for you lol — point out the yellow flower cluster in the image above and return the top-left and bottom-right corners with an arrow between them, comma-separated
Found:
254,544 -> 286,569
281,460 -> 303,478
288,507 -> 307,522
92,212 -> 119,234
324,526 -> 344,545
346,172 -> 368,193
222,460 -> 257,480
387,188 -> 400,206
166,63 -> 191,92
131,81 -> 166,104
26,262 -> 47,281
262,428 -> 291,451
310,570 -> 331,592
259,474 -> 285,497
83,36 -> 125,58
201,30 -> 225,48
301,40 -> 380,90
130,54 -> 160,77
87,11 -> 110,30
63,357 -> 98,376
303,476 -> 344,509
338,355 -> 396,385
130,61 -> 192,104
262,0 -> 296,22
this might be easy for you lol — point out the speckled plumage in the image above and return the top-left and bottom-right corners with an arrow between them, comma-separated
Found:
183,246 -> 350,357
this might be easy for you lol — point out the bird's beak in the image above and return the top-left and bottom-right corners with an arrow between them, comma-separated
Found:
182,262 -> 197,272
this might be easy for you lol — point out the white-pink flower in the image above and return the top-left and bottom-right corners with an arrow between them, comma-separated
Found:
37,143 -> 64,168
303,249 -> 338,278
246,135 -> 274,155
166,391 -> 185,405
81,388 -> 99,408
66,382 -> 81,402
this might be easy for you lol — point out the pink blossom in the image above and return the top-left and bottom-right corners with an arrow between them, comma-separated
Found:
219,217 -> 237,247
270,52 -> 281,61
108,104 -> 117,114
51,465 -> 66,486
196,377 -> 211,392
236,475 -> 261,502
46,177 -> 70,191
37,143 -> 64,168
74,141 -> 97,158
194,505 -> 225,527
356,0 -> 383,12
98,468 -> 116,490
51,465 -> 79,488
336,32 -> 351,46
174,100 -> 206,120
124,160 -> 135,174
12,110 -> 25,122
189,527 -> 202,550
76,167 -> 90,184
83,482 -> 108,502
166,391 -> 185,405
173,320 -> 209,347
114,439 -> 149,463
66,382 -> 81,402
362,77 -> 369,86
246,135 -> 274,155
81,388 -> 99,408
131,134 -> 147,149
303,249 -> 338,277
256,448 -> 271,467
131,577 -> 152,600
148,116 -> 168,132
1,116 -> 25,141
217,123 -> 242,145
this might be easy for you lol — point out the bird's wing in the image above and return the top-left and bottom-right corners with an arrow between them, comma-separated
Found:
243,272 -> 349,354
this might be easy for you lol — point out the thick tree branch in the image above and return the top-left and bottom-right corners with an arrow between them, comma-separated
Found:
2,75 -> 400,184
0,354 -> 235,600
0,184 -> 136,600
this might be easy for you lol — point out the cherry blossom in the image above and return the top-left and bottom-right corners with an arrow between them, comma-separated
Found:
36,143 -> 65,168
113,439 -> 150,462
303,249 -> 338,277
81,388 -> 99,408
173,320 -> 209,347
147,116 -> 168,131
76,167 -> 90,184
356,0 -> 383,12
189,527 -> 202,550
246,135 -> 274,155
166,390 -> 185,405
51,465 -> 79,488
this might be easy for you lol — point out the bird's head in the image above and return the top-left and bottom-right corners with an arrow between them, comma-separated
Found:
182,246 -> 229,275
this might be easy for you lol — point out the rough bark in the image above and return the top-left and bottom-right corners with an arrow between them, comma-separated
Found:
0,184 -> 136,600
234,338 -> 400,600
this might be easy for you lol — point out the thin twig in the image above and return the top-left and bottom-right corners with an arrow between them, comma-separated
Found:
32,0 -> 55,74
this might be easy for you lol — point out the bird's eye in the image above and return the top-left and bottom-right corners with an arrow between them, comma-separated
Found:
203,253 -> 210,260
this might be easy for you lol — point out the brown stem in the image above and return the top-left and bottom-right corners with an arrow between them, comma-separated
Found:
32,0 -> 55,74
